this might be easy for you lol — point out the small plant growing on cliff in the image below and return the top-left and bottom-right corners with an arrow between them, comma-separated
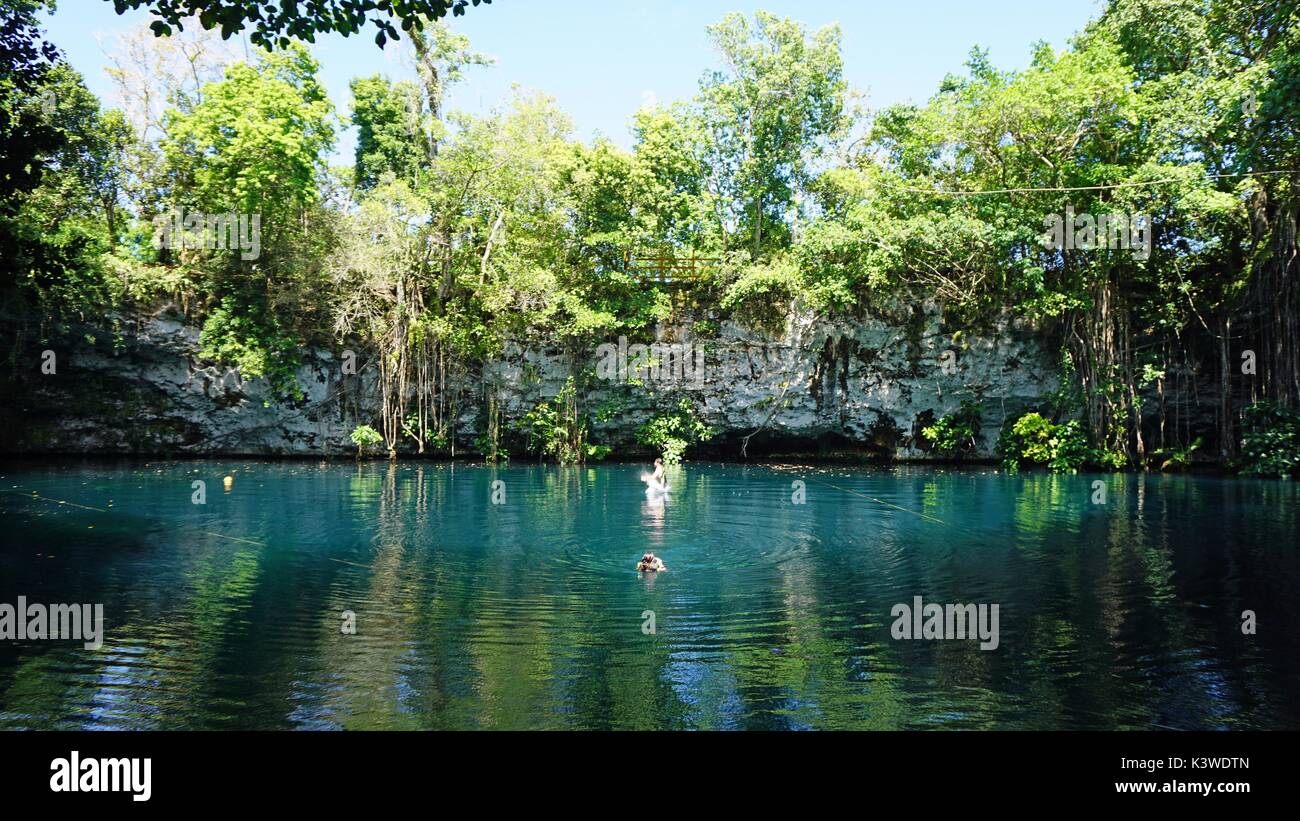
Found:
514,377 -> 607,464
719,258 -> 798,334
1153,437 -> 1203,471
921,400 -> 982,456
402,413 -> 448,455
474,431 -> 509,464
997,413 -> 1089,473
638,398 -> 714,465
350,424 -> 384,459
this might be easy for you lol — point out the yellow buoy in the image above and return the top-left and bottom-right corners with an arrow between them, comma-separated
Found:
223,475 -> 234,492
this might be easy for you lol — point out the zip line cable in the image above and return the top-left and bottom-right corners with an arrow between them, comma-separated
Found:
2,488 -> 266,547
873,168 -> 1299,197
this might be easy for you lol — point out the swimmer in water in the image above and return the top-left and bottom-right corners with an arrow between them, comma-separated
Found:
636,551 -> 667,572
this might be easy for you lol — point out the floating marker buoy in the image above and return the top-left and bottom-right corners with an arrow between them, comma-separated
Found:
223,476 -> 234,492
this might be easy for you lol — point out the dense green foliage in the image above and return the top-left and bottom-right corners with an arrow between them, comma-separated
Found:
1,1 -> 127,318
4,1 -> 1300,468
997,413 -> 1091,473
921,401 -> 982,457
514,377 -> 611,464
111,0 -> 491,48
1239,401 -> 1300,477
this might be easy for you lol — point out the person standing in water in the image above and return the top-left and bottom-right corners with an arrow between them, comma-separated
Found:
651,458 -> 666,490
640,458 -> 668,494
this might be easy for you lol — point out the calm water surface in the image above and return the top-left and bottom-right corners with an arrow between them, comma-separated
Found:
1,460 -> 1297,730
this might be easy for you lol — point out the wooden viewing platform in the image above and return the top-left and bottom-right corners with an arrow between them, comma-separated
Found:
625,252 -> 720,285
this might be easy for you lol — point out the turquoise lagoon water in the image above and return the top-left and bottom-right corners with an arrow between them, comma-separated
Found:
0,460 -> 1297,730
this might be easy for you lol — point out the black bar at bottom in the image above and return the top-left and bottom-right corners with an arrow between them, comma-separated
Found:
0,730 -> 1287,808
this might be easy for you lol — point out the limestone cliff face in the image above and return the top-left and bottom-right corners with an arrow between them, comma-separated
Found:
488,301 -> 1057,459
1,301 -> 1057,459
1,309 -> 367,455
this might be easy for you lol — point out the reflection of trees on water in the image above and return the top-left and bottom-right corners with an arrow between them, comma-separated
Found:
4,464 -> 1298,729
1001,472 -> 1300,728
317,462 -> 426,728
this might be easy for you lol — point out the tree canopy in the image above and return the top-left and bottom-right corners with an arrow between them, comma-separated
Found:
5,2 -> 1300,471
109,0 -> 492,48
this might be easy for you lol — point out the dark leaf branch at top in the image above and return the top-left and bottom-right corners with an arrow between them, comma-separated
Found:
110,0 -> 492,49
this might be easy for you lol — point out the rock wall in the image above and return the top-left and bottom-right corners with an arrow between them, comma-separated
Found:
1,301 -> 1058,459
488,301 -> 1057,459
1,308 -> 367,455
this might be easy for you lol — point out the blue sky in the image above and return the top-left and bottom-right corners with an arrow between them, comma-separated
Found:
44,0 -> 1106,160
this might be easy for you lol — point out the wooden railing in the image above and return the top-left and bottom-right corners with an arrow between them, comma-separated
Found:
624,252 -> 720,285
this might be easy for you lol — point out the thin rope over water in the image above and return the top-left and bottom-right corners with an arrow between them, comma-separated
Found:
2,488 -> 264,546
196,530 -> 266,547
1,489 -> 107,512
874,168 -> 1298,197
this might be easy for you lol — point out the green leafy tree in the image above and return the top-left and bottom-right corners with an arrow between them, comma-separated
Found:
638,398 -> 714,464
1096,0 -> 1300,452
2,4 -> 130,317
350,76 -> 425,189
0,0 -> 60,204
697,12 -> 849,259
162,44 -> 334,243
1239,401 -> 1300,477
161,44 -> 337,397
